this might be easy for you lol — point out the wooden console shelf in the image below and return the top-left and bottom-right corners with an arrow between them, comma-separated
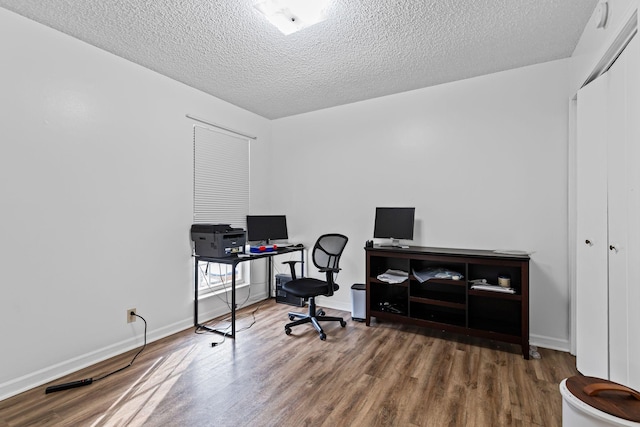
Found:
365,246 -> 530,359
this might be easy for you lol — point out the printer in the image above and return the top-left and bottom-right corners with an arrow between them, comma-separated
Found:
190,224 -> 246,257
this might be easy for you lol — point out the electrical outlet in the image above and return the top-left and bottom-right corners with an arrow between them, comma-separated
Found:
127,308 -> 137,323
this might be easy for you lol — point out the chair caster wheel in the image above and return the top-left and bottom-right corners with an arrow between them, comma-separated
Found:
289,315 -> 295,321
340,320 -> 346,327
285,327 -> 292,335
319,333 -> 326,340
317,310 -> 325,316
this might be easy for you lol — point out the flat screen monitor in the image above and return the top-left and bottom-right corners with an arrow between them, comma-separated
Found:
246,215 -> 288,242
373,207 -> 415,247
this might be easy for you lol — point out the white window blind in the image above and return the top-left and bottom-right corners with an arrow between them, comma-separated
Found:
193,125 -> 249,228
193,124 -> 250,295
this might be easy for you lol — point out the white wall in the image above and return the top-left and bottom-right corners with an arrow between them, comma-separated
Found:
272,59 -> 572,351
0,8 -> 272,400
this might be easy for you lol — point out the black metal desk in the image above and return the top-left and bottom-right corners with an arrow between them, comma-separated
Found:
193,246 -> 304,338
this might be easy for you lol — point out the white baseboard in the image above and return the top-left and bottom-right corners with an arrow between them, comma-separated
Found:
0,292 -> 268,401
2,295 -> 571,401
314,297 -> 351,313
530,334 -> 571,353
315,299 -> 573,355
0,317 -> 191,401
316,299 -> 574,355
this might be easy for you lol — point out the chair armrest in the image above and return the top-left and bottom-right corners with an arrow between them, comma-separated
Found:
318,267 -> 341,296
282,260 -> 301,280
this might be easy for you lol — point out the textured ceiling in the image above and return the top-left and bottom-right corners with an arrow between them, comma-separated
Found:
0,0 -> 598,119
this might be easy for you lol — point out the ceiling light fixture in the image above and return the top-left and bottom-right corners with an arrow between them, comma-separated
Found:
254,0 -> 332,35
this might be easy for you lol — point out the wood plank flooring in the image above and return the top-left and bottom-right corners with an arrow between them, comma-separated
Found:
0,300 -> 578,426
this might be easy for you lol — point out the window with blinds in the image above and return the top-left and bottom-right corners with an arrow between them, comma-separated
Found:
194,125 -> 249,227
193,125 -> 250,294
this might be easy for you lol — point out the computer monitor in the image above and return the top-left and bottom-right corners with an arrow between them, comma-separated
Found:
373,207 -> 415,247
246,215 -> 289,243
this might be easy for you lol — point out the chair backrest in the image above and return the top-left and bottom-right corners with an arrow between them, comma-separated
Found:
312,234 -> 349,271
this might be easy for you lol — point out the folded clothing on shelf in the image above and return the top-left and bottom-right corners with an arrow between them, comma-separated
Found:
376,269 -> 408,284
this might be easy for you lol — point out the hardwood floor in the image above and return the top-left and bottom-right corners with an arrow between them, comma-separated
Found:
0,300 -> 578,426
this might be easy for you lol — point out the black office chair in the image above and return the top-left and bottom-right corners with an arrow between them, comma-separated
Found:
282,234 -> 348,340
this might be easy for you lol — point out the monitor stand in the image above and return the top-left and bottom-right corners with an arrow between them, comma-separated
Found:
378,239 -> 409,249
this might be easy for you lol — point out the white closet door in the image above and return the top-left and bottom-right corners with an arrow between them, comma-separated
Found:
608,35 -> 640,389
625,35 -> 640,391
576,70 -> 609,379
607,36 -> 630,385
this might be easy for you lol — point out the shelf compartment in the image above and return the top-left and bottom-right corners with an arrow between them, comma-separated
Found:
410,296 -> 465,310
409,302 -> 466,327
411,280 -> 466,303
468,296 -> 521,337
467,318 -> 521,338
410,260 -> 467,284
369,282 -> 408,315
368,255 -> 410,279
467,263 -> 522,293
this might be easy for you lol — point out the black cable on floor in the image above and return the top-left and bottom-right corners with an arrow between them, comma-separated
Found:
45,313 -> 148,394
196,300 -> 267,346
94,313 -> 148,381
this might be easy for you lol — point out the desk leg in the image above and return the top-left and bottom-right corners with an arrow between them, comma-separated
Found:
194,260 -> 216,332
231,267 -> 236,338
194,259 -> 199,327
268,256 -> 273,297
194,260 -> 227,336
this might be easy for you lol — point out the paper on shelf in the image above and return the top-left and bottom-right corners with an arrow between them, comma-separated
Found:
377,269 -> 408,284
412,267 -> 464,283
470,284 -> 516,294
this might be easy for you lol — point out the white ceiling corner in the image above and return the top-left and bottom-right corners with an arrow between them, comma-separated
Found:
0,0 -> 598,119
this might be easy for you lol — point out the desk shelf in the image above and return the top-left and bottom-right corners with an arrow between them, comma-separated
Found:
365,246 -> 530,359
